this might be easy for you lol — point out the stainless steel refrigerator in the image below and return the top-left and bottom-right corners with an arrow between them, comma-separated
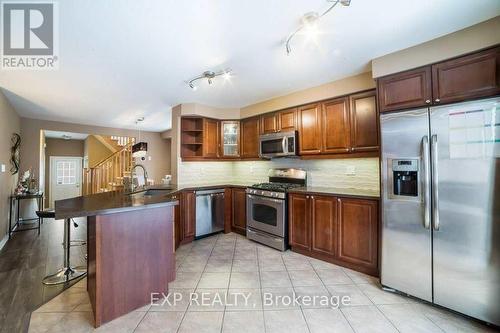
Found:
380,97 -> 500,326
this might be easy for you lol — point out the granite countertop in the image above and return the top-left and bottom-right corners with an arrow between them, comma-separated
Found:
53,183 -> 254,219
288,186 -> 380,199
54,186 -> 180,219
54,182 -> 379,219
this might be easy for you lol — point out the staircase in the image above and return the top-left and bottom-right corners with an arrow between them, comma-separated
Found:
83,142 -> 135,195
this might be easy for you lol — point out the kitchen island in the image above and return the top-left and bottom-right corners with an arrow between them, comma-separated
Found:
55,187 -> 179,327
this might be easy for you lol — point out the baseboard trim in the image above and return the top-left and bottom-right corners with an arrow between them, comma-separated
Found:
0,234 -> 8,251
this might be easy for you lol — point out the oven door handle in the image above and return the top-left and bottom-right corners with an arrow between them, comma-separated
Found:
247,228 -> 283,243
247,194 -> 284,204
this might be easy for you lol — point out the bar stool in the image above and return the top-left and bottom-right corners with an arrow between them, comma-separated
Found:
36,210 -> 87,285
36,210 -> 87,247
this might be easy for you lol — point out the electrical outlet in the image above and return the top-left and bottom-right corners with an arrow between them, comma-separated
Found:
345,166 -> 356,176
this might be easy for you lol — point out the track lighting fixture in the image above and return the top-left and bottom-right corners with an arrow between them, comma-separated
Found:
186,69 -> 232,91
285,0 -> 351,55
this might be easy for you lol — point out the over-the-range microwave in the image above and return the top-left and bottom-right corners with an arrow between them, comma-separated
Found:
259,131 -> 298,159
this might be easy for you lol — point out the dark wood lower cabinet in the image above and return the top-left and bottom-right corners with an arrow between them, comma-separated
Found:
289,193 -> 379,276
231,187 -> 247,235
289,194 -> 311,251
338,198 -> 378,272
174,202 -> 181,249
180,190 -> 195,243
311,195 -> 337,256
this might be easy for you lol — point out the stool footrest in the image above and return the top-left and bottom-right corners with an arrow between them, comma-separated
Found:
42,266 -> 87,285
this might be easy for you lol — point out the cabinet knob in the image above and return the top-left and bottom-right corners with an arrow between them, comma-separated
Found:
435,98 -> 440,103
310,196 -> 314,199
425,100 -> 431,104
306,195 -> 309,199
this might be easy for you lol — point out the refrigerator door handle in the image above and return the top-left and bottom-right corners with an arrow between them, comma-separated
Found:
431,134 -> 440,230
422,135 -> 431,229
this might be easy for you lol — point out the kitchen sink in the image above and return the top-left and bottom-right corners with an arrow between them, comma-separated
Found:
128,188 -> 173,198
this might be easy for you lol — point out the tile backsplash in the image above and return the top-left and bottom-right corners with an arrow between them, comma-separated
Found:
178,157 -> 380,193
178,161 -> 235,186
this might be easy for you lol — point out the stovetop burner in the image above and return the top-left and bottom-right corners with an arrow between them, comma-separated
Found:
250,182 -> 303,192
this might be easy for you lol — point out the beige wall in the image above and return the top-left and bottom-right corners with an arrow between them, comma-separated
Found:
170,105 -> 181,185
181,103 -> 240,119
240,71 -> 375,118
44,138 -> 84,206
372,16 -> 500,78
84,135 -> 113,168
20,118 -> 171,189
0,91 -> 21,239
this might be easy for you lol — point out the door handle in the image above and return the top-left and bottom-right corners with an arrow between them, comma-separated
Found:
431,134 -> 440,231
422,136 -> 430,229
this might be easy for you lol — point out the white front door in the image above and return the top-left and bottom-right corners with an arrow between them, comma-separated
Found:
50,156 -> 83,208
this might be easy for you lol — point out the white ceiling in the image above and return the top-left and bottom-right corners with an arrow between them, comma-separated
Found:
1,1 -> 499,132
44,130 -> 89,140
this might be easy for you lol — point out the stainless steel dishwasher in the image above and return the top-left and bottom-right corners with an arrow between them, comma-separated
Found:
195,189 -> 225,238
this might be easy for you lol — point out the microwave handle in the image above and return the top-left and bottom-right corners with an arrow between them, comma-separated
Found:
282,137 -> 287,153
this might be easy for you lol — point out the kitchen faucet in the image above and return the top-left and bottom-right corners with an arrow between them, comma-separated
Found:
128,164 -> 149,191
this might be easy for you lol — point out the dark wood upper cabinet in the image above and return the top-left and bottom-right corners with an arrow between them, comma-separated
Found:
337,198 -> 378,271
311,195 -> 337,256
321,97 -> 351,154
289,194 -> 311,251
298,103 -> 322,155
181,190 -> 196,239
220,121 -> 240,158
350,90 -> 379,152
260,113 -> 279,134
377,66 -> 432,112
203,118 -> 219,158
278,108 -> 297,132
231,188 -> 247,235
241,117 -> 260,158
180,117 -> 204,159
432,46 -> 500,104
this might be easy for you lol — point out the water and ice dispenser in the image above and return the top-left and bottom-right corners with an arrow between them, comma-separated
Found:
391,159 -> 419,197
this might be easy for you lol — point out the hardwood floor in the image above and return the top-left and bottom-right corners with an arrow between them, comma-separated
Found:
0,217 -> 87,333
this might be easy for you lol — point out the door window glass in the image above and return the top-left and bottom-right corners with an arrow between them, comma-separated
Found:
56,161 -> 77,185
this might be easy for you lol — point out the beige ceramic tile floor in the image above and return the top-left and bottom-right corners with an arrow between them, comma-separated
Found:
28,233 -> 498,333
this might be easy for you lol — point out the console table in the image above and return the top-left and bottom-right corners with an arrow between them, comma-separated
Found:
9,192 -> 44,239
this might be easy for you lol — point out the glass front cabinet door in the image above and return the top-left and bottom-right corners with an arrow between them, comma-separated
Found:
221,121 -> 240,157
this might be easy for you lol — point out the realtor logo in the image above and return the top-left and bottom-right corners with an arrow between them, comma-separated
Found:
1,1 -> 59,69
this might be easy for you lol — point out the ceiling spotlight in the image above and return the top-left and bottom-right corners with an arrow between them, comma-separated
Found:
223,71 -> 232,80
186,69 -> 232,90
285,0 -> 351,55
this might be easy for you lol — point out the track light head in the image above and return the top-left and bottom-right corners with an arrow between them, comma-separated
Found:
186,69 -> 233,90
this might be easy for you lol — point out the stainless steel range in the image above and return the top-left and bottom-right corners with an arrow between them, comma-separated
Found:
246,168 -> 306,251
